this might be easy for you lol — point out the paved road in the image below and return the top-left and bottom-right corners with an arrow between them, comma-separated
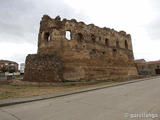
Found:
1,77 -> 160,120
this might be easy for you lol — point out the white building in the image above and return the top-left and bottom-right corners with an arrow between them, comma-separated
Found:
20,63 -> 25,74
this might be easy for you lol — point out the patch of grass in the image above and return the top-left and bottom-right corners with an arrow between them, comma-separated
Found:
0,91 -> 18,99
0,81 -> 116,99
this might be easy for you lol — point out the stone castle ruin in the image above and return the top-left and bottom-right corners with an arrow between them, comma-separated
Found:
24,15 -> 138,82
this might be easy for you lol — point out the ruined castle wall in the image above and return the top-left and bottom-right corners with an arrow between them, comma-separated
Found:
24,54 -> 63,82
24,15 -> 138,82
38,16 -> 133,55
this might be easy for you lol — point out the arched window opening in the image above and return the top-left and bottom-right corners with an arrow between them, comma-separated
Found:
77,33 -> 83,43
105,38 -> 109,46
44,32 -> 50,42
116,40 -> 119,48
125,40 -> 128,49
65,31 -> 71,40
91,34 -> 96,43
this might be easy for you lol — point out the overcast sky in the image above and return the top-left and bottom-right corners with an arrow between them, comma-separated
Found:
0,0 -> 160,63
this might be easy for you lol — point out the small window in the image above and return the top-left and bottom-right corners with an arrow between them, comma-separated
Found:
113,48 -> 117,56
11,64 -> 15,66
105,38 -> 109,46
44,32 -> 50,42
90,49 -> 96,54
65,31 -> 71,40
48,36 -> 51,41
77,33 -> 83,42
113,48 -> 117,52
91,34 -> 96,43
125,40 -> 128,49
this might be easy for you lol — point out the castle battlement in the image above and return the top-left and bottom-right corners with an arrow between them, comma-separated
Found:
38,15 -> 132,55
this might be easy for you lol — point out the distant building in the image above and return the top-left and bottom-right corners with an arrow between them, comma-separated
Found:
135,59 -> 146,63
135,60 -> 160,75
20,63 -> 25,74
0,60 -> 18,73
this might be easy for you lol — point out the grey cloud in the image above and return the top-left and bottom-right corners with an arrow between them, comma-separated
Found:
146,19 -> 160,40
0,0 -> 90,44
145,0 -> 160,41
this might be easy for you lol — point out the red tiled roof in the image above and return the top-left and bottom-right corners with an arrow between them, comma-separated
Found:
136,61 -> 160,65
0,60 -> 18,64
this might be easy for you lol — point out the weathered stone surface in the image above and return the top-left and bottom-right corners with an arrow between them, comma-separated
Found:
24,15 -> 138,82
24,54 -> 63,82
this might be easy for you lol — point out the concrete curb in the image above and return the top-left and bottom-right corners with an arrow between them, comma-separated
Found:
0,76 -> 159,107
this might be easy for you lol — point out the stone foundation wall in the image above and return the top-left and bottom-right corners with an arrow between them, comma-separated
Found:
24,54 -> 63,82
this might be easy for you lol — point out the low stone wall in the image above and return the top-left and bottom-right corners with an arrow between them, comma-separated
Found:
24,54 -> 63,82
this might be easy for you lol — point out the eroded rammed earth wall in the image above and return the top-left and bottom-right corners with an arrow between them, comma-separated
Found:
24,15 -> 138,82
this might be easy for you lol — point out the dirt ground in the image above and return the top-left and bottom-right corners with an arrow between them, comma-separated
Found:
0,81 -> 115,99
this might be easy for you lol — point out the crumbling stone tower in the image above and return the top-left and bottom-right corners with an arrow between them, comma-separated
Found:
24,15 -> 138,82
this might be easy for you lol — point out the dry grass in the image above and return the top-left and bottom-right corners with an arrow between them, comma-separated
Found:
0,81 -> 115,99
